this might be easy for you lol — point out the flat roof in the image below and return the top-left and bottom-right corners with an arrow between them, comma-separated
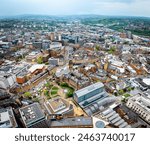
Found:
50,117 -> 93,127
46,98 -> 67,113
0,107 -> 17,128
75,82 -> 104,97
143,78 -> 150,86
29,64 -> 45,73
19,103 -> 45,127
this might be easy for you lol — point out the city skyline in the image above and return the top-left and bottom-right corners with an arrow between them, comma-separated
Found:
0,0 -> 150,17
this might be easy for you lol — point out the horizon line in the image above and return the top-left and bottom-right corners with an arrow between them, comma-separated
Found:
0,14 -> 150,18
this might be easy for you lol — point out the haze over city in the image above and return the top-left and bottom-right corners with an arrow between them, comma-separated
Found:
0,0 -> 150,17
0,0 -> 150,129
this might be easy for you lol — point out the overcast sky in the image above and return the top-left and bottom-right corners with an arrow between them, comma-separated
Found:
0,0 -> 150,17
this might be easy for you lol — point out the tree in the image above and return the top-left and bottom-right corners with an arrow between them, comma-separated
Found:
95,45 -> 100,51
119,89 -> 124,95
44,90 -> 49,97
37,56 -> 43,64
108,46 -> 116,54
45,82 -> 51,88
24,92 -> 32,98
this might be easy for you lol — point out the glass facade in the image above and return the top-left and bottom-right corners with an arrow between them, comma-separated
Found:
78,87 -> 104,103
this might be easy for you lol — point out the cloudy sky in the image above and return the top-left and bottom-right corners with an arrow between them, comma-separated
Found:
0,0 -> 150,17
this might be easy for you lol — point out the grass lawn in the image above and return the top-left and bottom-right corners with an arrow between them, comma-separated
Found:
52,86 -> 59,91
60,83 -> 74,98
51,90 -> 58,95
124,93 -> 130,98
51,86 -> 59,96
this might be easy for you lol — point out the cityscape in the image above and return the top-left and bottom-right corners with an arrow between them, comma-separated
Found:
0,0 -> 150,128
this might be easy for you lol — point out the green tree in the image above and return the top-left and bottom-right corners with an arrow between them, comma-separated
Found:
95,45 -> 100,51
44,90 -> 49,97
24,92 -> 32,98
108,46 -> 116,54
119,89 -> 124,95
37,56 -> 43,64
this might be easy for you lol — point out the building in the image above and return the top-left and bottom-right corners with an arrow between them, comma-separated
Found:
0,107 -> 18,128
50,33 -> 55,41
28,64 -> 45,75
55,65 -> 70,77
49,117 -> 93,128
19,103 -> 48,128
44,97 -> 74,117
0,62 -> 30,89
74,82 -> 116,116
25,51 -> 43,62
134,78 -> 150,91
48,57 -> 59,66
100,108 -> 131,128
63,71 -> 90,89
50,42 -> 62,49
33,41 -> 42,49
126,93 -> 150,124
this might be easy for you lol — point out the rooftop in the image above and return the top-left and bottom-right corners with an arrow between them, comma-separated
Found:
75,82 -> 104,97
50,117 -> 93,127
19,103 -> 45,127
29,64 -> 45,73
0,107 -> 17,128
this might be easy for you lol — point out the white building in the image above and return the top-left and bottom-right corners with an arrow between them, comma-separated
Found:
126,93 -> 150,123
0,107 -> 18,128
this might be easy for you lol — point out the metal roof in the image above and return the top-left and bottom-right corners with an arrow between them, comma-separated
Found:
75,82 -> 104,97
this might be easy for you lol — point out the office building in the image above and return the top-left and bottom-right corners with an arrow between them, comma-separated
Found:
19,103 -> 48,128
44,97 -> 74,117
74,82 -> 116,116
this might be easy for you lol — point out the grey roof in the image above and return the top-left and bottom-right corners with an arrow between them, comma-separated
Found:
19,103 -> 45,127
108,114 -> 119,121
115,119 -> 125,126
84,97 -> 116,116
75,82 -> 104,97
50,117 -> 93,127
125,125 -> 131,128
105,111 -> 116,118
111,116 -> 122,124
102,108 -> 113,116
119,122 -> 128,128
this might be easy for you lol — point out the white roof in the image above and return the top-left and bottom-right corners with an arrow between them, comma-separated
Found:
111,60 -> 124,67
75,82 -> 104,98
143,78 -> 150,86
29,64 -> 45,73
